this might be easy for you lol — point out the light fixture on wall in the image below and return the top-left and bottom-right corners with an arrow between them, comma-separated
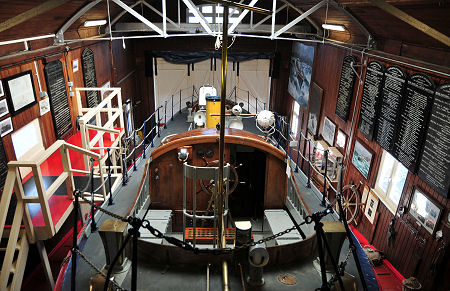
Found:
84,19 -> 107,27
322,24 -> 346,31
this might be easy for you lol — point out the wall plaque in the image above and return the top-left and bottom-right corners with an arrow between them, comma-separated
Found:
418,84 -> 450,198
394,73 -> 435,172
335,55 -> 357,121
375,66 -> 406,152
358,61 -> 384,140
0,138 -> 8,189
81,48 -> 99,108
44,60 -> 72,139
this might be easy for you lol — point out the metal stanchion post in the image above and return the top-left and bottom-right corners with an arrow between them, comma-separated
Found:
71,191 -> 79,291
107,148 -> 113,205
256,98 -> 258,113
143,121 -> 147,159
247,91 -> 250,113
321,150 -> 328,206
295,134 -> 301,172
171,94 -> 174,121
157,107 -> 160,137
133,130 -> 137,171
122,152 -> 128,186
90,160 -> 97,232
179,90 -> 182,113
164,100 -> 167,128
307,139 -> 311,188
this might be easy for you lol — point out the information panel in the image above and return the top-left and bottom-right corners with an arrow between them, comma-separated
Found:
375,66 -> 406,152
0,138 -> 8,189
81,48 -> 99,108
44,60 -> 72,139
418,84 -> 450,198
358,61 -> 384,140
335,55 -> 357,121
394,73 -> 435,172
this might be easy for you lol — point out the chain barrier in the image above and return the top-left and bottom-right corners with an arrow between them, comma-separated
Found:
73,191 -> 129,223
73,248 -> 126,291
327,246 -> 355,287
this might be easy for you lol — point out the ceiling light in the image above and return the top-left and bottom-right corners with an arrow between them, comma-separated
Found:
322,24 -> 346,31
84,20 -> 107,27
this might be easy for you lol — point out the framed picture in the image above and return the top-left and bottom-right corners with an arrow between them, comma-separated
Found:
0,99 -> 9,118
288,42 -> 315,108
0,80 -> 4,97
307,82 -> 323,138
322,117 -> 336,146
361,185 -> 370,205
39,98 -> 50,116
364,190 -> 379,224
352,139 -> 373,179
336,129 -> 347,153
409,187 -> 442,235
4,71 -> 37,115
0,117 -> 13,137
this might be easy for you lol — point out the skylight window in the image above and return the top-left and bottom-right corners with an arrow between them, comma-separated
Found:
187,4 -> 241,25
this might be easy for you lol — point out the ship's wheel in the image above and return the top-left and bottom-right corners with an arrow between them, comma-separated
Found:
331,184 -> 360,224
199,160 -> 239,195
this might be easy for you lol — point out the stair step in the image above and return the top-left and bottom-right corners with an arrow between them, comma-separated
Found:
11,261 -> 17,274
0,238 -> 22,252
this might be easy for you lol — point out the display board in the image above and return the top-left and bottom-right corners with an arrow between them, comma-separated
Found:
81,48 -> 99,108
394,73 -> 435,172
358,61 -> 384,140
307,82 -> 323,138
335,55 -> 357,121
0,138 -> 8,189
44,60 -> 72,139
418,84 -> 450,198
375,66 -> 406,152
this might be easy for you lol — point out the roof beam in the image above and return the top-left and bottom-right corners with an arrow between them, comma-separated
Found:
228,0 -> 259,34
182,0 -> 214,35
0,0 -> 69,33
368,0 -> 450,47
281,0 -> 322,35
112,0 -> 164,36
273,0 -> 327,38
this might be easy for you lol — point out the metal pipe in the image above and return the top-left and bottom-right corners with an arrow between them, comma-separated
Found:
0,34 -> 55,47
107,148 -> 114,205
133,130 -> 137,171
322,149 -> 328,206
142,121 -> 147,158
171,94 -> 174,120
222,260 -> 230,291
306,139 -> 311,188
71,191 -> 79,291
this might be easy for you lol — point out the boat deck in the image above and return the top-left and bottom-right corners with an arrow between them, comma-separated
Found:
61,111 -> 373,290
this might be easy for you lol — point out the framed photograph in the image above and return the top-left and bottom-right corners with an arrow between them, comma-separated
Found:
352,139 -> 373,179
4,71 -> 37,115
409,187 -> 443,235
0,117 -> 13,137
336,129 -> 347,153
39,98 -> 50,116
288,42 -> 315,108
364,190 -> 379,224
322,117 -> 336,146
307,82 -> 323,138
361,185 -> 370,205
0,80 -> 4,97
0,99 -> 9,118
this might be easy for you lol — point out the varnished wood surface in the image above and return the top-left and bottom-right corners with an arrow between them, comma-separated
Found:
152,128 -> 286,161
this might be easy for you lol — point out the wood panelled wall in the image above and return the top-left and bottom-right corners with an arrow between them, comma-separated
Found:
284,43 -> 450,290
0,39 -> 138,198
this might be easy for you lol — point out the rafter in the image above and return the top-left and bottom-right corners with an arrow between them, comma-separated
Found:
228,0 -> 259,34
182,0 -> 214,35
0,0 -> 70,33
368,0 -> 450,47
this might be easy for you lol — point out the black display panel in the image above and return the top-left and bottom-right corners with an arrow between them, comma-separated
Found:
0,138 -> 8,189
335,55 -> 357,121
394,73 -> 435,172
358,61 -> 384,140
375,66 -> 406,152
418,84 -> 450,198
81,48 -> 99,108
44,60 -> 72,139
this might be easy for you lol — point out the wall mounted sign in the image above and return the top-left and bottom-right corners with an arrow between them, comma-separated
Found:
409,187 -> 442,235
352,139 -> 373,179
336,129 -> 347,154
39,98 -> 51,116
307,82 -> 323,138
375,66 -> 407,152
4,71 -> 37,115
335,55 -> 357,121
81,48 -> 100,108
0,99 -> 9,118
0,117 -> 13,137
358,60 -> 384,140
73,59 -> 79,72
322,116 -> 336,146
44,60 -> 72,139
394,73 -> 435,172
418,83 -> 450,198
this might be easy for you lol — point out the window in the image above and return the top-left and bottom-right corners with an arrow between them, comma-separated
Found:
374,151 -> 408,213
290,101 -> 300,138
187,4 -> 241,25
